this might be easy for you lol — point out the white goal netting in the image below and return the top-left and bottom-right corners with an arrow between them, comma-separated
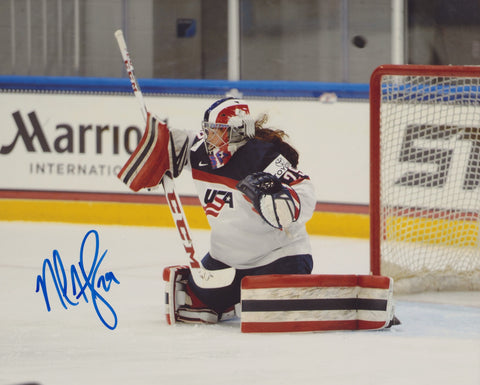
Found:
372,66 -> 480,293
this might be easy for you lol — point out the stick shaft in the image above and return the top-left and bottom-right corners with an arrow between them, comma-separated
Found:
114,29 -> 197,267
113,30 -> 235,289
114,30 -> 147,121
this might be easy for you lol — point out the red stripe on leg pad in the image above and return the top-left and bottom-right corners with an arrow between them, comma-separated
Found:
241,274 -> 392,289
163,265 -> 189,282
241,320 -> 358,333
357,320 -> 388,330
241,274 -> 359,289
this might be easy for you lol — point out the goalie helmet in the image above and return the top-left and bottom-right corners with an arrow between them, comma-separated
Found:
202,97 -> 255,168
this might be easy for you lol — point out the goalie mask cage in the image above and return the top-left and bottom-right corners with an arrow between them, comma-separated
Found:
370,64 -> 480,293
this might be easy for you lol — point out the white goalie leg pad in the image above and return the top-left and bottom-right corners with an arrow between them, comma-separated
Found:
163,265 -> 220,325
177,305 -> 236,324
177,307 -> 219,324
163,265 -> 190,325
357,275 -> 395,330
240,274 -> 395,333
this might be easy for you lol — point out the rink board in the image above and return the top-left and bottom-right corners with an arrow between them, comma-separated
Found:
0,196 -> 369,238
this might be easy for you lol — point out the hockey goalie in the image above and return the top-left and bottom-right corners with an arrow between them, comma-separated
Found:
118,97 -> 398,332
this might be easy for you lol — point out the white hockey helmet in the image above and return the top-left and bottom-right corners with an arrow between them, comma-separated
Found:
202,97 -> 255,155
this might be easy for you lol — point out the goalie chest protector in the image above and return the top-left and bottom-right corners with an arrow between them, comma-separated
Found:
188,135 -> 313,270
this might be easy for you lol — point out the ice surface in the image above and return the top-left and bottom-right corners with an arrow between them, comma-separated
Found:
0,221 -> 479,385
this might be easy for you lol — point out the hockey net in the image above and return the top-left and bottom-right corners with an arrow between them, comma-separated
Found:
370,65 -> 480,293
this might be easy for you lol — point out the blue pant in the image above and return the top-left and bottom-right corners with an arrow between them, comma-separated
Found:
188,253 -> 313,314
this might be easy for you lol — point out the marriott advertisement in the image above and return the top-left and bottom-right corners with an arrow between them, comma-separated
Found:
0,93 -> 144,194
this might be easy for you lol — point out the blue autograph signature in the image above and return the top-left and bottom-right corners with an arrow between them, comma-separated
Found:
35,229 -> 120,330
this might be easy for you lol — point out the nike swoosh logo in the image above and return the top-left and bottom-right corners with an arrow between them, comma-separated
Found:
199,161 -> 209,167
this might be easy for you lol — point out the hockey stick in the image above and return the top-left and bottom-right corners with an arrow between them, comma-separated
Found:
114,29 -> 235,289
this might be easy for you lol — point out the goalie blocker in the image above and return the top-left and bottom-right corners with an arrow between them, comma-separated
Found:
117,112 -> 189,192
240,274 -> 396,333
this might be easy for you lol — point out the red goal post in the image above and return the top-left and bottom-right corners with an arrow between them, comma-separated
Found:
370,64 -> 480,293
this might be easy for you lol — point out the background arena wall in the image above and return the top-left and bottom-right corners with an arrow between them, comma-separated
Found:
0,76 -> 370,238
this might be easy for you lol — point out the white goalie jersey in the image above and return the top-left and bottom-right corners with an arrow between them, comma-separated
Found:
182,130 -> 316,269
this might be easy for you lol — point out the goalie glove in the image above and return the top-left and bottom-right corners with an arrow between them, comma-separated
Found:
236,172 -> 301,229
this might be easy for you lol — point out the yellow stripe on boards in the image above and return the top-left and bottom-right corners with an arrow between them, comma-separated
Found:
306,212 -> 370,239
0,199 -> 370,238
0,199 -> 209,228
384,216 -> 479,247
